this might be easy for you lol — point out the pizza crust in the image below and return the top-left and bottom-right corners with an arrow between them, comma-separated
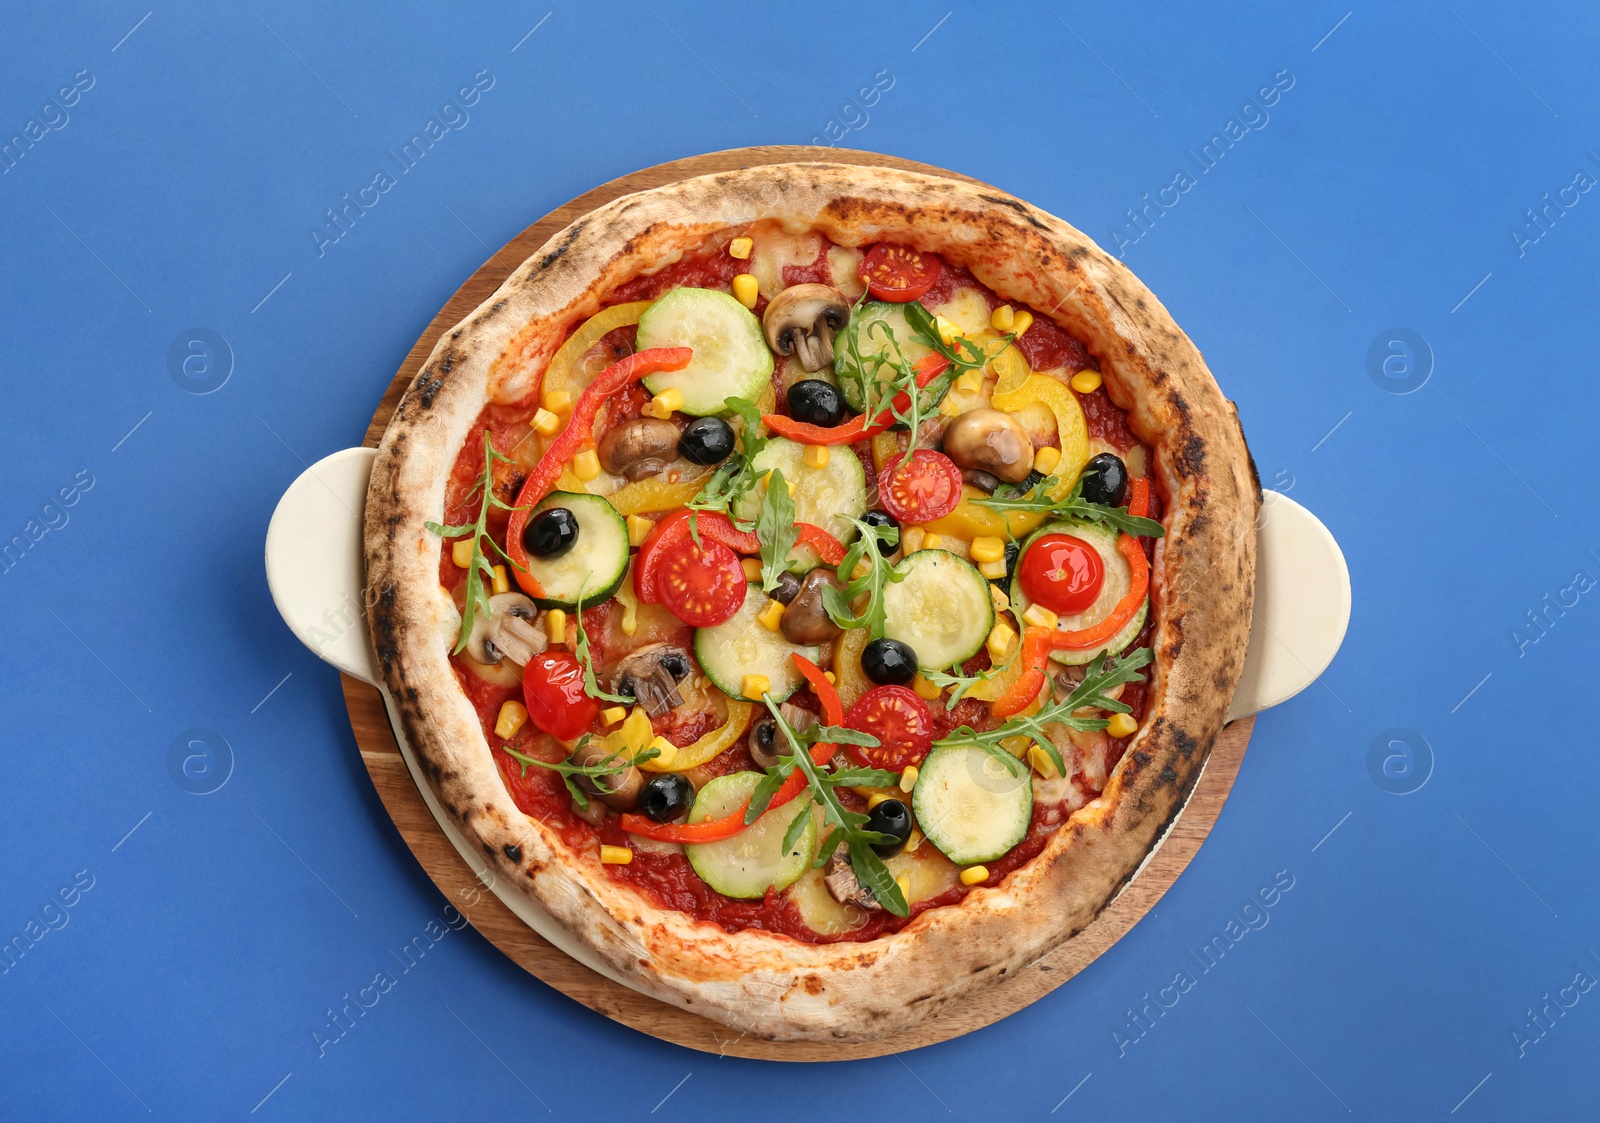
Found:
365,163 -> 1258,1041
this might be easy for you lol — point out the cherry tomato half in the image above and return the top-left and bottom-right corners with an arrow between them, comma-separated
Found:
1019,533 -> 1105,616
658,537 -> 747,627
878,449 -> 962,524
522,651 -> 599,741
860,244 -> 943,303
845,685 -> 934,771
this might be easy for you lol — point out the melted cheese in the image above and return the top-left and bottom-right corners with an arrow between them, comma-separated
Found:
749,224 -> 823,299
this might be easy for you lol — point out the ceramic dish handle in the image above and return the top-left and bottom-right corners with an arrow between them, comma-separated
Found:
265,453 -> 1349,719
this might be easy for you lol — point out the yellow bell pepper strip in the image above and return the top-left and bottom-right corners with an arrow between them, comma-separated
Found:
918,486 -> 1050,541
833,627 -> 873,709
990,374 -> 1092,488
542,301 -> 653,401
639,698 -> 754,772
605,471 -> 711,516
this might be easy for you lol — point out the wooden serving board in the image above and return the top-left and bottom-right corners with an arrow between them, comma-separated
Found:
341,146 -> 1255,1060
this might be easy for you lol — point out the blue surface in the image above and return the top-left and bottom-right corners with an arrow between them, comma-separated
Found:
2,2 -> 1596,1118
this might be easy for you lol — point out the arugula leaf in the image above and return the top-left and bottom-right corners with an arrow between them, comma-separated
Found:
781,795 -> 816,857
850,839 -> 908,916
503,737 -> 661,808
723,395 -> 768,460
756,467 -> 799,594
901,300 -> 996,378
572,587 -> 634,705
976,472 -> 1165,539
425,430 -> 529,653
822,518 -> 905,639
744,758 -> 796,824
686,396 -> 770,531
933,647 -> 1153,778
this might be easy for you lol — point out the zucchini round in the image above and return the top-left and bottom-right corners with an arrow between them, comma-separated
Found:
1008,520 -> 1146,665
685,772 -> 817,898
882,549 -> 993,670
636,287 -> 773,416
693,588 -> 819,702
521,492 -> 629,609
732,436 -> 868,571
912,744 -> 1032,866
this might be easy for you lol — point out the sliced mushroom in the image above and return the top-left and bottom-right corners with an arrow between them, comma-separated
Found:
763,284 -> 850,372
961,468 -> 1002,494
780,568 -> 843,645
569,739 -> 643,812
612,643 -> 694,718
598,418 -> 681,481
748,704 -> 818,769
466,592 -> 547,667
769,570 -> 802,605
942,408 -> 1035,485
823,847 -> 882,911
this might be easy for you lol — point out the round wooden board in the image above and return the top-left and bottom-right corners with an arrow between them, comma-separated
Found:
341,145 -> 1255,1060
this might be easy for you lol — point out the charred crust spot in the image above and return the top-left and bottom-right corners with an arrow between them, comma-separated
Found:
1174,728 -> 1198,758
970,963 -> 992,974
502,843 -> 523,863
538,220 -> 588,270
416,368 -> 445,408
977,194 -> 1051,231
1159,766 -> 1178,785
1132,750 -> 1153,768
802,974 -> 824,995
910,993 -> 937,1005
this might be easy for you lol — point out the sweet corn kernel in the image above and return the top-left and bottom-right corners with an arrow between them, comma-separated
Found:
867,790 -> 898,809
922,533 -> 943,550
960,865 -> 990,886
573,448 -> 601,480
979,558 -> 1009,580
728,236 -> 753,260
911,674 -> 941,701
545,608 -> 567,645
991,304 -> 1016,332
619,596 -> 638,635
1000,734 -> 1032,758
1033,445 -> 1062,475
451,539 -> 473,568
934,315 -> 960,347
532,407 -> 561,436
756,597 -> 785,631
741,557 -> 764,582
618,707 -> 653,752
1010,310 -> 1034,337
954,369 -> 984,395
542,389 -> 573,414
905,827 -> 925,852
1023,604 -> 1059,630
990,584 -> 1012,615
643,388 -> 683,419
601,706 -> 627,726
1106,712 -> 1140,738
732,273 -> 759,308
986,621 -> 1018,662
647,735 -> 678,769
491,564 -> 510,595
824,671 -> 836,684
900,527 -> 925,554
600,845 -> 633,865
1070,369 -> 1103,394
895,875 -> 911,901
626,514 -> 656,547
1027,744 -> 1061,780
741,674 -> 771,699
899,765 -> 919,793
803,443 -> 830,469
970,536 -> 1005,564
494,700 -> 528,739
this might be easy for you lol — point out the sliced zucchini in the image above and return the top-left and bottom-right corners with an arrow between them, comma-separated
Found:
834,301 -> 937,412
521,492 -> 629,609
882,550 -> 994,670
912,745 -> 1032,866
1008,520 -> 1146,665
732,436 -> 868,571
685,772 -> 816,898
693,588 -> 819,702
636,287 -> 773,416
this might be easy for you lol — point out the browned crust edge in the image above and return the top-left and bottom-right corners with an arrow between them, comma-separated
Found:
364,163 -> 1258,1042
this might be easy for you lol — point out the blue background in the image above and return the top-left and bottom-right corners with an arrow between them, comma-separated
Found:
2,1 -> 1596,1118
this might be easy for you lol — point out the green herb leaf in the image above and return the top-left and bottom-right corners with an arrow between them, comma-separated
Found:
426,431 -> 532,653
976,472 -> 1165,538
822,518 -> 905,639
744,757 -> 796,825
571,586 -> 634,705
850,840 -> 908,918
781,795 -> 815,857
756,467 -> 799,593
506,737 -> 660,795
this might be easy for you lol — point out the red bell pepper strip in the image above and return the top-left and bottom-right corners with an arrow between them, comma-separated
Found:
1127,476 -> 1151,520
795,523 -> 846,566
761,356 -> 950,445
507,348 -> 693,597
990,626 -> 1054,719
632,508 -> 761,604
619,655 -> 841,843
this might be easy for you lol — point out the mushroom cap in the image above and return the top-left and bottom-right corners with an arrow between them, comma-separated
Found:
941,408 -> 1035,484
570,739 -> 644,812
598,417 -> 681,480
762,284 -> 851,372
823,847 -> 882,911
612,643 -> 694,717
780,567 -> 843,645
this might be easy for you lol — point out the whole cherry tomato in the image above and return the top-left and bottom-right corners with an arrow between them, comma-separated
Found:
844,685 -> 934,771
878,449 -> 962,524
1019,533 -> 1105,616
522,652 -> 598,741
860,244 -> 943,302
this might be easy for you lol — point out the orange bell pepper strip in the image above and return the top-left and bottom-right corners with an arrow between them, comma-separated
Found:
1048,476 -> 1156,651
505,347 -> 692,597
795,523 -> 846,566
991,626 -> 1053,719
1127,476 -> 1151,519
761,356 -> 950,445
619,654 -> 840,843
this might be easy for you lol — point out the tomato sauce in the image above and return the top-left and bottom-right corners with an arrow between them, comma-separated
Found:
435,231 -> 1161,943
